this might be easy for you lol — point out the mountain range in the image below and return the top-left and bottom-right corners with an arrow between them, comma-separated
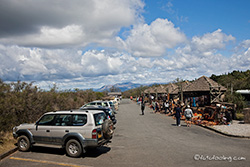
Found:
94,82 -> 144,92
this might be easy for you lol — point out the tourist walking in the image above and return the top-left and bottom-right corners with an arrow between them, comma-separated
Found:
174,104 -> 182,126
141,102 -> 145,115
164,100 -> 170,114
184,105 -> 193,127
155,101 -> 160,113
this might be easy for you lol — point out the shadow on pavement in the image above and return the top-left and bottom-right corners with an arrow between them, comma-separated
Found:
84,146 -> 111,158
30,146 -> 65,155
29,145 -> 111,158
171,124 -> 188,127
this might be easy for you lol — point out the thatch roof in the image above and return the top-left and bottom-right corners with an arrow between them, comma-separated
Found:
144,83 -> 179,94
144,76 -> 226,95
183,76 -> 227,92
165,83 -> 179,94
171,81 -> 190,94
144,87 -> 155,94
155,85 -> 167,93
144,85 -> 166,94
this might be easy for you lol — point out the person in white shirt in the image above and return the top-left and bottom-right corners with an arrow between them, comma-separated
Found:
184,105 -> 193,127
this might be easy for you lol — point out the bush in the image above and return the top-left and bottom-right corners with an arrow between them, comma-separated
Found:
0,80 -> 102,137
236,113 -> 244,121
224,91 -> 246,113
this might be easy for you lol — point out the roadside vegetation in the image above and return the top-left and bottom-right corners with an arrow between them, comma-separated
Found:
0,80 -> 106,153
211,70 -> 250,112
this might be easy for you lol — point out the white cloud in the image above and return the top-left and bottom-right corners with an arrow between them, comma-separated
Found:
191,29 -> 235,54
0,0 -> 249,91
148,29 -> 237,79
119,18 -> 186,57
230,40 -> 250,70
0,0 -> 144,48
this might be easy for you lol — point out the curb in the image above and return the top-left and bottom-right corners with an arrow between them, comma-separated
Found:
0,147 -> 18,161
198,124 -> 250,139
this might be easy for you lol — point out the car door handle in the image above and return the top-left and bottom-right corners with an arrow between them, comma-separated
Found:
65,130 -> 69,133
46,130 -> 50,132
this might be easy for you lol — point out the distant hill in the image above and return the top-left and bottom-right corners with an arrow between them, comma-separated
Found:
210,70 -> 250,90
95,82 -> 144,92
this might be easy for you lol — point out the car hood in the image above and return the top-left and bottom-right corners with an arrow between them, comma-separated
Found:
17,123 -> 35,129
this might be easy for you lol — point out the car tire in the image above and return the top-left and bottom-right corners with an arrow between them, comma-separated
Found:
66,139 -> 82,158
17,135 -> 31,152
102,119 -> 114,139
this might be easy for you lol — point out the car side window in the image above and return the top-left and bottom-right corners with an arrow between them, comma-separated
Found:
94,113 -> 105,126
72,114 -> 87,126
37,114 -> 55,125
54,115 -> 72,126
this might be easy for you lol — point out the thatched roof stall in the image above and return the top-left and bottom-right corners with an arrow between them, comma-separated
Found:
183,76 -> 227,106
171,81 -> 190,95
165,83 -> 179,94
155,85 -> 167,94
144,87 -> 155,94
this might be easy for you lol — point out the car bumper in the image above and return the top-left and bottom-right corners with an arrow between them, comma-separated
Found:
85,138 -> 110,148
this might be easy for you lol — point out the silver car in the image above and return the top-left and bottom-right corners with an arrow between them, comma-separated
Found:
13,110 -> 114,157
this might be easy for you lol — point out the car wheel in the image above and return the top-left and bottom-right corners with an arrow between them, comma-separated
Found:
66,139 -> 82,158
102,119 -> 114,139
17,135 -> 31,152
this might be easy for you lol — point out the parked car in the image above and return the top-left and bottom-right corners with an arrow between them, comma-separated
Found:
82,100 -> 116,113
80,105 -> 117,125
104,101 -> 116,113
82,101 -> 106,107
13,110 -> 114,158
113,97 -> 121,105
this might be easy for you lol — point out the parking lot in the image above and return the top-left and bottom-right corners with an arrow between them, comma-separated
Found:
1,99 -> 250,167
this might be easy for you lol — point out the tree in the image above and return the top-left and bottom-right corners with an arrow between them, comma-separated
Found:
109,86 -> 121,92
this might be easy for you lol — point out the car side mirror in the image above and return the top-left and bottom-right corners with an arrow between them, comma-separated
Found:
35,122 -> 39,130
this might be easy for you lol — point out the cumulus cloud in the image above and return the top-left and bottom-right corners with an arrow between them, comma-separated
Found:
148,29 -> 237,79
191,29 -> 235,54
230,40 -> 250,70
118,18 -> 186,57
0,1 -> 249,90
0,0 -> 144,47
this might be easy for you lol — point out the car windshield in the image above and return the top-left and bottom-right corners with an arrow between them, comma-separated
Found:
107,108 -> 114,116
109,102 -> 114,106
94,112 -> 106,126
37,114 -> 56,125
103,102 -> 108,107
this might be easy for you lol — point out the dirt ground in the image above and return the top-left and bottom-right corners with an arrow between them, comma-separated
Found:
0,132 -> 16,155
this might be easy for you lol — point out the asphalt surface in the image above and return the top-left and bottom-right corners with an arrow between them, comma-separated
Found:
1,99 -> 250,167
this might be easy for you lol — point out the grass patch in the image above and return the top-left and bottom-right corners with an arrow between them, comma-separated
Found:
0,131 -> 16,155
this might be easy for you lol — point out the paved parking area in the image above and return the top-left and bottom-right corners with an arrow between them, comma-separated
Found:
1,99 -> 250,167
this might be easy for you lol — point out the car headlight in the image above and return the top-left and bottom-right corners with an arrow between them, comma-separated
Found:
13,126 -> 18,133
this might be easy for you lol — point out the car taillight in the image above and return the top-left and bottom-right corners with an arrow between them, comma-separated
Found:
92,129 -> 97,139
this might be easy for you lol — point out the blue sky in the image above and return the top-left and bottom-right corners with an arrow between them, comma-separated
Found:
0,0 -> 249,90
144,0 -> 250,41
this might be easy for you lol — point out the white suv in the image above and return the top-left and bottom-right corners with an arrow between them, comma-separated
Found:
13,110 -> 113,157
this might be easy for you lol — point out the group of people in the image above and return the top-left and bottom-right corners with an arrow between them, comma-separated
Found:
151,100 -> 175,114
174,104 -> 194,127
140,98 -> 194,127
